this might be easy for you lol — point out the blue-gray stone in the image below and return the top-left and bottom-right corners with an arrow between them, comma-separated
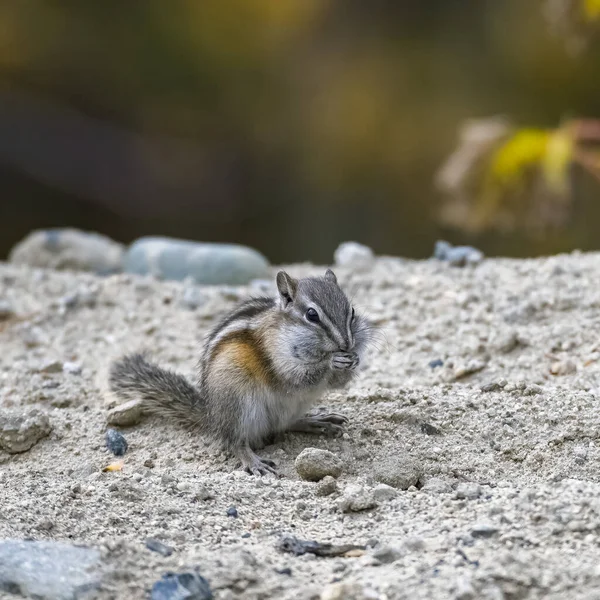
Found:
9,228 -> 124,275
105,428 -> 128,456
124,237 -> 270,285
433,240 -> 483,266
151,572 -> 213,600
0,539 -> 103,600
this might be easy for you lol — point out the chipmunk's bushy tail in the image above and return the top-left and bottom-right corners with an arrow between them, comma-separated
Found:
108,353 -> 207,430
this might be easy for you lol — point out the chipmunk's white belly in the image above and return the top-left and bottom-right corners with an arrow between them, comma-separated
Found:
241,386 -> 325,444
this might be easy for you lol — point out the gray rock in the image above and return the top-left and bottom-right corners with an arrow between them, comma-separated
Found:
9,228 -> 124,274
320,582 -> 378,600
455,483 -> 482,500
433,240 -> 483,266
372,483 -> 397,502
105,429 -> 128,456
470,523 -> 499,538
0,410 -> 51,454
338,484 -> 378,513
124,237 -> 270,285
333,242 -> 375,269
450,359 -> 486,380
550,359 -> 577,376
421,477 -> 453,494
63,361 -> 82,375
0,300 -> 15,321
491,330 -> 521,354
315,475 -> 338,497
371,544 -> 403,564
150,571 -> 213,600
106,399 -> 143,427
0,539 -> 103,599
38,359 -> 64,374
372,455 -> 422,490
295,448 -> 343,481
145,538 -> 174,557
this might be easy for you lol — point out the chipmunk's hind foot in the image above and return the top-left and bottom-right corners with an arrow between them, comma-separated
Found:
238,445 -> 277,476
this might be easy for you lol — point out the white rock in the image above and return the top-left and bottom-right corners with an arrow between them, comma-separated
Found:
333,241 -> 375,269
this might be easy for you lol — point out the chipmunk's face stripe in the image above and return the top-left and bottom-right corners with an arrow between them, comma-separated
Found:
312,307 -> 346,349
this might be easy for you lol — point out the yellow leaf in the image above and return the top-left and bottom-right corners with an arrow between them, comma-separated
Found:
102,461 -> 124,472
583,0 -> 600,21
541,129 -> 573,194
487,129 -> 549,189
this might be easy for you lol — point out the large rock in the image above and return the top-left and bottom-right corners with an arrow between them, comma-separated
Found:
0,539 -> 103,600
124,237 -> 270,285
0,409 -> 51,454
9,228 -> 124,274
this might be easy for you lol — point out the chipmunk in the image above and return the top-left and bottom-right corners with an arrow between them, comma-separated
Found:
108,269 -> 373,475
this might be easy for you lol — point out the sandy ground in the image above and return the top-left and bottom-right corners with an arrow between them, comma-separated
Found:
2,252 -> 600,599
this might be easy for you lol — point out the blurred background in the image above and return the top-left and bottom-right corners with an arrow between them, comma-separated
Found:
1,0 -> 599,264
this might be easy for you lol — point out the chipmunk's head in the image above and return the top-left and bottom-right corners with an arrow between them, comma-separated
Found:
275,269 -> 371,360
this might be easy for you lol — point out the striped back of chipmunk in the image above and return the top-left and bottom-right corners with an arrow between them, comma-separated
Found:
199,297 -> 277,388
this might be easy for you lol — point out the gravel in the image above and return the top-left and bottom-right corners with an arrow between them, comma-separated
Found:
3,251 -> 600,598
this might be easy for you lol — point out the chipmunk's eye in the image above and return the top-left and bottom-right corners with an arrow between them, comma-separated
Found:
351,307 -> 355,321
305,308 -> 320,323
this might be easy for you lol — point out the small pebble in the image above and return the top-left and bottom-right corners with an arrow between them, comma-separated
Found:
150,571 -> 213,600
421,478 -> 453,494
433,240 -> 483,266
62,361 -> 82,375
421,422 -> 441,436
428,358 -> 444,369
295,448 -> 343,481
373,455 -> 422,490
455,483 -> 482,500
106,399 -> 143,427
226,506 -> 238,518
275,567 -> 292,576
372,483 -> 397,502
338,484 -> 378,513
372,545 -> 403,564
105,429 -> 128,456
315,475 -> 338,497
470,523 -> 499,539
550,359 -> 577,376
0,300 -> 15,321
145,538 -> 174,557
38,360 -> 63,374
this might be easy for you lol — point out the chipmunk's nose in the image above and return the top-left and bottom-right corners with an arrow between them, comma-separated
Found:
340,337 -> 355,352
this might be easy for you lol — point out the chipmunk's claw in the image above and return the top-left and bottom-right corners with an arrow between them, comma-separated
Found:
314,412 -> 348,425
239,448 -> 278,476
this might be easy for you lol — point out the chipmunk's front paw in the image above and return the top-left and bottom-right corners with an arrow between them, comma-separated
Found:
331,351 -> 359,371
289,413 -> 348,436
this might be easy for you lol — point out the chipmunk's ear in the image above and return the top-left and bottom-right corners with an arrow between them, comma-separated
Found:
324,269 -> 337,284
276,271 -> 298,307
